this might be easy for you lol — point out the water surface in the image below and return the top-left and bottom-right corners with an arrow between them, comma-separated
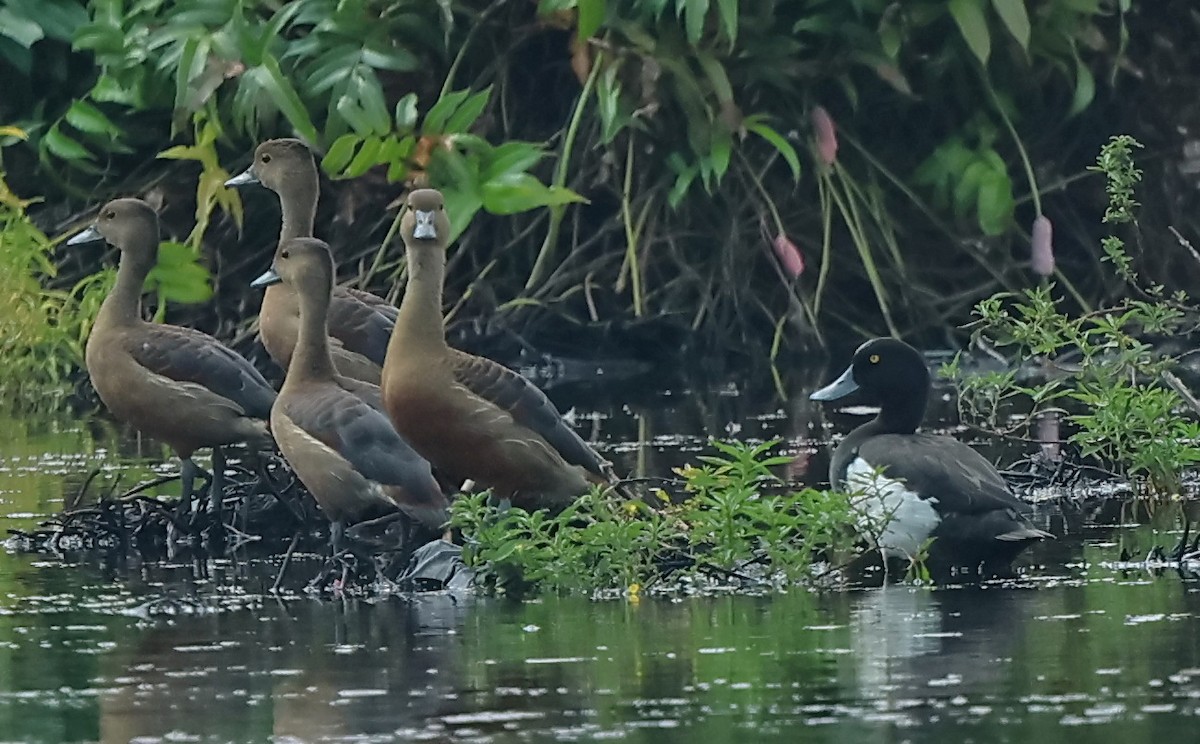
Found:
2,380 -> 1199,742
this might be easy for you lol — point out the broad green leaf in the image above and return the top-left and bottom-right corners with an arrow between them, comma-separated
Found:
954,159 -> 990,217
482,141 -> 546,183
744,118 -> 800,181
423,89 -> 470,135
444,87 -> 492,134
260,53 -> 320,144
577,0 -> 605,40
42,124 -> 93,161
361,42 -> 419,72
64,100 -> 118,137
680,0 -> 705,45
0,9 -> 43,48
352,72 -> 392,135
322,133 -> 361,176
481,173 -> 586,215
344,135 -> 383,178
9,0 -> 86,42
991,0 -> 1030,50
949,0 -> 990,65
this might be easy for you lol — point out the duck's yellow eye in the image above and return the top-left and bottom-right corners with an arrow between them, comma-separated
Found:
869,354 -> 880,364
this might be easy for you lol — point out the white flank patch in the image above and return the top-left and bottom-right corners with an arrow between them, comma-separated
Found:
844,457 -> 940,560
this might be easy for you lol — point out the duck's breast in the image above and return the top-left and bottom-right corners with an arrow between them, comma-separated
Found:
845,456 -> 941,560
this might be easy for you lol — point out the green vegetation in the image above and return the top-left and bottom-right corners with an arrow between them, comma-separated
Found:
947,135 -> 1200,496
0,0 -> 1146,383
450,439 -> 862,597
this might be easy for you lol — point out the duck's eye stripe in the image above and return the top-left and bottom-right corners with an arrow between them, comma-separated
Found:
870,354 -> 880,363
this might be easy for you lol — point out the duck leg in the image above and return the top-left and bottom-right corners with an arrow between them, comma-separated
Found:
177,457 -> 199,523
209,446 -> 226,524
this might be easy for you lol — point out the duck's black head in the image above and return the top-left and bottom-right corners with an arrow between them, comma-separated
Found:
810,337 -> 930,433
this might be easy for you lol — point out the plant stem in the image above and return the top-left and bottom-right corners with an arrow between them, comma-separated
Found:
524,50 -> 602,292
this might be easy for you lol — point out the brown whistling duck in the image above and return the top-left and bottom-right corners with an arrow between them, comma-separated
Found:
250,237 -> 449,555
67,198 -> 276,524
225,139 -> 395,383
381,189 -> 618,511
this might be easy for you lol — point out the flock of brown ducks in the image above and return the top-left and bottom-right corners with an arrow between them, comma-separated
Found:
65,137 -> 1053,577
67,138 -> 618,559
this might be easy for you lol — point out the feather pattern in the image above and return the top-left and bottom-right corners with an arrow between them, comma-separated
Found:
126,323 -> 276,419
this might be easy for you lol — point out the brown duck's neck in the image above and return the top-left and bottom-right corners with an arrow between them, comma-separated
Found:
286,281 -> 338,385
394,242 -> 448,352
97,251 -> 153,329
277,174 -> 317,245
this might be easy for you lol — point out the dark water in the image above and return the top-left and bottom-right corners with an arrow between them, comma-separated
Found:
3,374 -> 1200,742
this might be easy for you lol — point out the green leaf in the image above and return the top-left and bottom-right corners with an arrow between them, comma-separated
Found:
444,87 -> 492,134
64,100 -> 118,137
744,117 -> 800,181
344,135 -> 383,178
360,42 -> 419,72
42,124 -> 93,162
394,93 -> 419,131
1068,53 -> 1095,116
716,0 -> 737,44
990,0 -> 1030,50
260,53 -> 320,144
0,8 -> 43,48
423,89 -> 470,135
949,0 -> 990,65
577,0 -> 605,40
322,133 -> 361,176
482,141 -> 546,183
680,0 -> 706,45
976,169 -> 1014,236
481,172 -> 586,215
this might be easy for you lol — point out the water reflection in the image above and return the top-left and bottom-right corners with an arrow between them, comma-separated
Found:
2,378 -> 1200,741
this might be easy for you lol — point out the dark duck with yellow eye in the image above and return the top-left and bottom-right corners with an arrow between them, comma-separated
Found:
250,237 -> 450,557
226,138 -> 396,384
381,189 -> 620,511
68,198 -> 276,527
811,337 -> 1052,575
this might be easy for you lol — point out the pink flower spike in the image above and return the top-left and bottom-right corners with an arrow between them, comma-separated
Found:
773,234 -> 805,279
811,106 -> 838,167
1031,215 -> 1054,277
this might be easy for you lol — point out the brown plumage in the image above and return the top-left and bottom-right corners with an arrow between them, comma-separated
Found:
225,139 -> 394,383
251,237 -> 449,552
67,198 -> 276,518
381,189 -> 617,510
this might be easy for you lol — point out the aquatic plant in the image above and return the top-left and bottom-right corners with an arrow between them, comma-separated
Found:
948,135 -> 1200,496
450,439 -> 862,597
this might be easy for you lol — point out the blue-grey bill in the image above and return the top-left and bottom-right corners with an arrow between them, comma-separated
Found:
250,267 -> 282,288
224,169 -> 259,187
66,225 -> 103,246
412,210 -> 437,240
810,365 -> 859,401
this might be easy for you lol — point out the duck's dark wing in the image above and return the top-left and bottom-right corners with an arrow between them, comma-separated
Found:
449,349 -> 611,480
858,433 -> 1031,516
328,287 -> 396,366
281,390 -> 449,524
128,324 -> 276,418
344,287 -> 399,322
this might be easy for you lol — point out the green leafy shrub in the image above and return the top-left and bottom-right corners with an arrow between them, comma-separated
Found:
948,135 -> 1200,496
450,439 -> 861,598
